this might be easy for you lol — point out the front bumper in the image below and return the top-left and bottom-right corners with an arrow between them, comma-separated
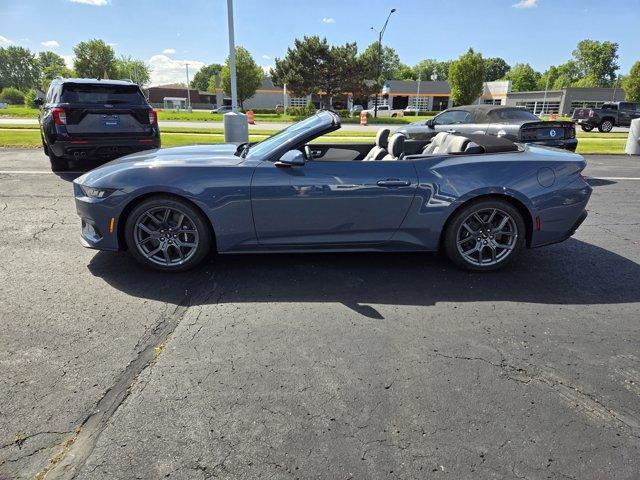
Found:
74,184 -> 125,251
51,135 -> 160,160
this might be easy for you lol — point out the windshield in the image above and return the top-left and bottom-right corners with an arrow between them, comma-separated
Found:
490,109 -> 539,121
61,84 -> 146,105
247,113 -> 335,159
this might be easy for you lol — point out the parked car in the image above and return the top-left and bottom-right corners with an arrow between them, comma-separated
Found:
36,78 -> 160,171
211,105 -> 233,114
397,105 -> 577,151
403,106 -> 421,114
361,104 -> 404,118
73,111 -> 591,273
571,101 -> 640,132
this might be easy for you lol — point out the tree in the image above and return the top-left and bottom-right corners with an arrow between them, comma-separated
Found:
115,56 -> 150,86
0,87 -> 26,105
191,64 -> 223,91
395,64 -> 416,80
271,36 -> 332,97
484,57 -> 510,82
41,65 -> 74,92
448,48 -> 485,105
623,61 -> 640,103
504,63 -> 540,92
73,39 -> 117,79
572,39 -> 619,86
220,46 -> 263,109
0,46 -> 40,91
359,41 -> 402,83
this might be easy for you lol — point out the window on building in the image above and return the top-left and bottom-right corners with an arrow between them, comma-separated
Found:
408,96 -> 430,110
514,101 -> 559,115
483,99 -> 502,105
289,97 -> 307,107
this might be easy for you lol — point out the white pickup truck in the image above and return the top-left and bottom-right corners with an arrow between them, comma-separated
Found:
361,105 -> 404,118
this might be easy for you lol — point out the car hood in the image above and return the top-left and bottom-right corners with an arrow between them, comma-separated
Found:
74,144 -> 246,186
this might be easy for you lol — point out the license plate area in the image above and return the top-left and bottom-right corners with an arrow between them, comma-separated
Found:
103,115 -> 120,128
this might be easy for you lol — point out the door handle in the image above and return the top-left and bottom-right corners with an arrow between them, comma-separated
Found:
377,179 -> 411,187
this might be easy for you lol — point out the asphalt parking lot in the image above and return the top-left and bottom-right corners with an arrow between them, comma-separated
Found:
1,149 -> 639,480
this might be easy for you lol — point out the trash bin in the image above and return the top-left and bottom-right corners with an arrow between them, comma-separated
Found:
223,111 -> 249,144
625,118 -> 640,155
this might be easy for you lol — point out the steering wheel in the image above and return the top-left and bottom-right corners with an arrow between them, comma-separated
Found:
304,145 -> 312,160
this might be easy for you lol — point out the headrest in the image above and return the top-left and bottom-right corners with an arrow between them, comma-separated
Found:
388,133 -> 405,158
376,128 -> 390,149
431,132 -> 450,146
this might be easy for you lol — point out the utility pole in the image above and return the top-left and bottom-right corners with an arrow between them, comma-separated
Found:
227,0 -> 238,112
541,74 -> 550,117
283,83 -> 287,116
371,8 -> 395,119
185,63 -> 192,112
415,69 -> 421,116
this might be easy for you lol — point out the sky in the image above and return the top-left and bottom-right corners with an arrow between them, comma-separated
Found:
1,0 -> 639,86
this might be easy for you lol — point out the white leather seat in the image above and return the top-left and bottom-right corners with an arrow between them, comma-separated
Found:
363,128 -> 390,161
422,132 -> 471,154
382,133 -> 405,160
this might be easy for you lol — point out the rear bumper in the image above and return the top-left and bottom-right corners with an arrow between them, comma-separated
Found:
51,136 -> 160,160
527,138 -> 578,151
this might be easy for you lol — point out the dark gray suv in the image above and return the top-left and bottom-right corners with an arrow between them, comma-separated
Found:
36,78 -> 161,171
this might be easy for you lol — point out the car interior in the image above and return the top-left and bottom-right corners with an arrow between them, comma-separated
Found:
300,128 -> 520,163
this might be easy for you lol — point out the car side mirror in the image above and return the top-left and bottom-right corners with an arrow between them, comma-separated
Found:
426,119 -> 435,128
275,149 -> 305,167
33,97 -> 44,107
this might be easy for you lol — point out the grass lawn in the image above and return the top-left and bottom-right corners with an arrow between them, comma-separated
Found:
0,106 -> 40,118
0,125 -> 628,153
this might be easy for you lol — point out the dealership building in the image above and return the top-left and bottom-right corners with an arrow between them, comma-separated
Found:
148,78 -> 624,116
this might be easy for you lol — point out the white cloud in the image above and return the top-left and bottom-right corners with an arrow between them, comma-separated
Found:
68,0 -> 109,5
148,54 -> 205,86
41,40 -> 60,48
512,0 -> 537,8
61,55 -> 74,69
262,54 -> 271,60
108,42 -> 118,47
321,17 -> 335,23
162,48 -> 176,55
0,35 -> 12,46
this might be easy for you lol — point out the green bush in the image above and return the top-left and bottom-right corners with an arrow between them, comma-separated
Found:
305,100 -> 315,115
0,87 -> 25,105
23,89 -> 39,108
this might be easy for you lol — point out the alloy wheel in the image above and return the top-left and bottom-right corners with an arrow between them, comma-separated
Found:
133,206 -> 199,266
456,208 -> 518,267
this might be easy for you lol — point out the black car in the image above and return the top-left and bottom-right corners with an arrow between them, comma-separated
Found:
572,101 -> 640,132
397,105 -> 577,151
36,78 -> 160,171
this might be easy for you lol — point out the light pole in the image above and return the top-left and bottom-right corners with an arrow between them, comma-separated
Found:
185,63 -> 192,112
371,8 -> 395,119
415,68 -> 421,116
226,0 -> 238,112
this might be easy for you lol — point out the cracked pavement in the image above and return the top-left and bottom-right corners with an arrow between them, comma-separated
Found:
0,149 -> 639,479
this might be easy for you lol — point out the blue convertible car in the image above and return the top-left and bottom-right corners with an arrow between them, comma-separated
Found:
73,111 -> 592,272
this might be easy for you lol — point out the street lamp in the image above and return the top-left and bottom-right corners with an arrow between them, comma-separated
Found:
371,8 -> 395,118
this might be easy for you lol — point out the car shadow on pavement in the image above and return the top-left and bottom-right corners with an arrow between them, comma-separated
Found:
86,239 -> 640,319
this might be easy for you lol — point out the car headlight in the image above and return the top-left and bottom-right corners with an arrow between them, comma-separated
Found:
80,185 -> 116,198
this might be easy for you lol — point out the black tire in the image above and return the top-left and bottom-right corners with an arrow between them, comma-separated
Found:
124,195 -> 213,272
580,124 -> 594,132
444,198 -> 526,272
48,151 -> 68,172
598,119 -> 614,133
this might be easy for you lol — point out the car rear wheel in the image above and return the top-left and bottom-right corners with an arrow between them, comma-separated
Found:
598,120 -> 613,133
444,199 -> 525,272
125,196 -> 212,272
580,124 -> 594,132
48,151 -> 68,172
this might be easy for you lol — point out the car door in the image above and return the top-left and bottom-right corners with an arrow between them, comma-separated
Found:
251,156 -> 418,246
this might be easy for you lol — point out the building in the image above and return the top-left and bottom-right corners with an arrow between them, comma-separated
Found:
504,87 -> 625,116
146,84 -> 217,110
367,80 -> 512,111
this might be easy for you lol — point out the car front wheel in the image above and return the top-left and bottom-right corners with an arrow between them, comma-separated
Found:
125,196 -> 213,272
580,124 -> 594,132
598,120 -> 613,132
444,199 -> 525,272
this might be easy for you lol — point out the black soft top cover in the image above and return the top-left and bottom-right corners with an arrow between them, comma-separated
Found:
455,105 -> 534,123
